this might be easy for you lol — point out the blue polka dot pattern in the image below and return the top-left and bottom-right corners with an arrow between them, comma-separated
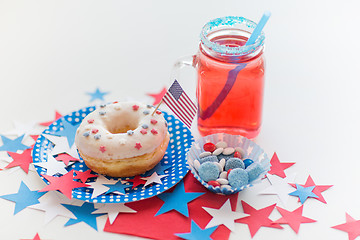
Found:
32,106 -> 194,203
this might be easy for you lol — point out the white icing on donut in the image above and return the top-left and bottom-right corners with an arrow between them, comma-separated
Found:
75,101 -> 168,160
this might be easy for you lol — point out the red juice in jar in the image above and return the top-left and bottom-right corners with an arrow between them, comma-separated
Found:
195,17 -> 265,139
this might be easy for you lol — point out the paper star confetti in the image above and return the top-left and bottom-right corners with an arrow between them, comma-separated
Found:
55,153 -> 80,166
260,173 -> 296,205
39,111 -> 62,126
156,180 -> 204,217
5,148 -> 33,173
0,135 -> 31,152
20,233 -> 42,240
273,205 -> 316,233
147,87 -> 167,105
289,175 -> 333,204
289,184 -> 318,204
74,170 -> 98,183
126,175 -> 147,189
332,213 -> 360,240
268,152 -> 295,178
3,120 -> 38,137
92,203 -> 137,225
40,170 -> 89,199
175,220 -> 218,240
42,134 -> 79,159
143,161 -> 172,177
141,172 -> 168,187
54,119 -> 80,147
33,154 -> 68,176
0,181 -> 46,215
236,201 -> 282,237
86,87 -> 109,102
29,192 -> 75,225
87,175 -> 118,198
62,202 -> 106,231
203,199 -> 248,232
104,180 -> 130,195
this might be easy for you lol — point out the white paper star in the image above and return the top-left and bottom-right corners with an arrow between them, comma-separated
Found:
3,121 -> 39,137
202,199 -> 248,232
42,134 -> 79,159
260,173 -> 297,205
29,192 -> 75,225
87,175 -> 118,198
141,172 -> 167,187
33,154 -> 68,176
92,203 -> 137,224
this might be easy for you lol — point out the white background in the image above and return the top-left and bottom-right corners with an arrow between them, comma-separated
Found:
1,0 -> 360,239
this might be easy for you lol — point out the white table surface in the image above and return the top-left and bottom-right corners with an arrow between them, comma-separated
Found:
1,0 -> 360,239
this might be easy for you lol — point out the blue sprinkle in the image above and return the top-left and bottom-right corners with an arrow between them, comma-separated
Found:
147,104 -> 153,108
217,153 -> 234,161
143,110 -> 150,115
228,168 -> 249,189
94,134 -> 101,140
198,162 -> 220,182
245,163 -> 263,182
142,124 -> 149,129
165,121 -> 168,127
83,131 -> 90,137
100,104 -> 106,108
225,158 -> 245,171
243,159 -> 254,168
99,111 -> 106,115
199,155 -> 218,164
127,130 -> 134,136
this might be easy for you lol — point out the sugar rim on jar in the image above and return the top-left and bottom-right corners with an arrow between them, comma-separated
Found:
200,16 -> 265,56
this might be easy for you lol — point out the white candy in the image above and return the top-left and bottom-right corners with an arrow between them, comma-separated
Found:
216,178 -> 229,185
199,151 -> 212,158
219,171 -> 228,179
194,160 -> 201,171
212,148 -> 223,156
220,184 -> 232,190
214,162 -> 223,172
215,141 -> 227,149
223,147 -> 235,155
219,158 -> 226,169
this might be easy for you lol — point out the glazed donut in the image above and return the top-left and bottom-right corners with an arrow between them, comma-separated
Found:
74,101 -> 170,177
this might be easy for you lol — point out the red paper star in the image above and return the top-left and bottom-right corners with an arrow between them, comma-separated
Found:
268,152 -> 295,178
55,153 -> 80,166
236,201 -> 283,237
104,173 -> 238,240
39,111 -> 62,126
126,175 -> 147,189
332,213 -> 360,240
147,87 -> 167,105
289,175 -> 333,204
40,170 -> 90,199
74,170 -> 98,183
6,149 -> 33,173
273,205 -> 316,233
20,233 -> 41,240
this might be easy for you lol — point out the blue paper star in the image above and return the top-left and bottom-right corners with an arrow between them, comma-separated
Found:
0,181 -> 46,214
142,161 -> 172,177
62,202 -> 106,230
86,88 -> 109,102
104,181 -> 130,195
289,184 -> 318,204
156,181 -> 204,217
54,119 -> 80,147
0,135 -> 31,152
175,220 -> 217,240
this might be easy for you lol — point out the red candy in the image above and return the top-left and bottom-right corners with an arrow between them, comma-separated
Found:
203,142 -> 216,152
227,169 -> 232,176
91,129 -> 99,134
234,151 -> 241,158
156,110 -> 162,115
208,181 -> 221,187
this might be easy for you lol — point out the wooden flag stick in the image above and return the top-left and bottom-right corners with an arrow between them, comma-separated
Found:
151,99 -> 163,116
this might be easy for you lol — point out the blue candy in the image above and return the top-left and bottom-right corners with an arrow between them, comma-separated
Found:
243,159 -> 254,168
198,162 -> 220,182
199,155 -> 218,164
228,168 -> 249,189
245,163 -> 263,182
225,158 -> 245,171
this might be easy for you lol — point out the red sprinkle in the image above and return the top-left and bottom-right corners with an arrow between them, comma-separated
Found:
203,142 -> 216,152
140,129 -> 147,135
234,151 -> 242,158
151,129 -> 158,135
150,119 -> 158,125
156,110 -> 162,115
135,143 -> 142,150
132,105 -> 139,111
113,101 -> 118,104
208,181 -> 221,187
87,119 -> 94,124
99,146 -> 106,153
91,129 -> 99,134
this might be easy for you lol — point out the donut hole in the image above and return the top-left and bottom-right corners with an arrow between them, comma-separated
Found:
104,114 -> 139,134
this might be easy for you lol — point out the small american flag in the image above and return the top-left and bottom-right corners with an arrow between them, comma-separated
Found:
162,80 -> 197,129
